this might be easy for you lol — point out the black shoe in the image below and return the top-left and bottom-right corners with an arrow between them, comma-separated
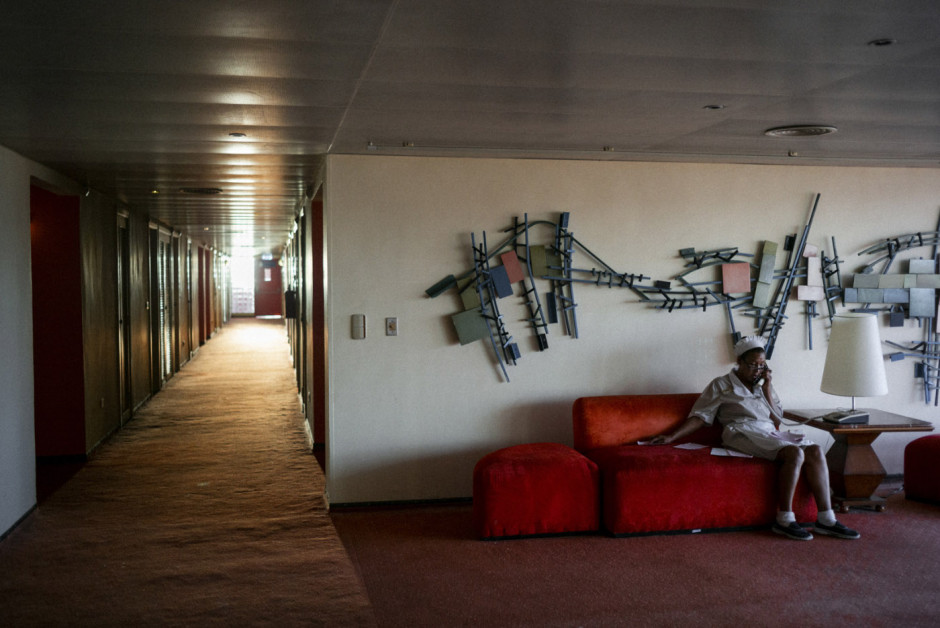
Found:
814,520 -> 860,539
772,521 -> 813,541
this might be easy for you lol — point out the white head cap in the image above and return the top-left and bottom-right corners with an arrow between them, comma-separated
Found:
734,335 -> 766,357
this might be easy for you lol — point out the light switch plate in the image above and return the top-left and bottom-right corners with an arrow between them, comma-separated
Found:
351,313 -> 366,339
385,317 -> 398,336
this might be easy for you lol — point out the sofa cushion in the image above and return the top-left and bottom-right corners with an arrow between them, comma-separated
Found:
589,444 -> 817,535
472,442 -> 600,539
904,434 -> 940,504
573,393 -> 721,451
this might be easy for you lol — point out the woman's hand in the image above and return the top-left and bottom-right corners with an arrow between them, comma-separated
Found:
760,366 -> 773,393
648,434 -> 675,445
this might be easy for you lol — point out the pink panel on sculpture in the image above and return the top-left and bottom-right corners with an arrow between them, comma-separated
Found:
500,251 -> 526,284
721,262 -> 751,294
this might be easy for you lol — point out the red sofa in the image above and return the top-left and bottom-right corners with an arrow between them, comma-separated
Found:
573,393 -> 817,536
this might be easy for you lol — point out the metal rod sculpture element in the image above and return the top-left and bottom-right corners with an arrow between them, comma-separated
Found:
518,214 -> 550,350
820,236 -> 843,318
760,193 -> 821,359
552,213 -> 579,338
471,232 -> 513,382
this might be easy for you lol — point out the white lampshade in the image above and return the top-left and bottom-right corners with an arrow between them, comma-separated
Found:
821,313 -> 888,399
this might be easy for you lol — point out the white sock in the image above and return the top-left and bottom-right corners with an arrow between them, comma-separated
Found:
817,509 -> 837,526
776,510 -> 796,526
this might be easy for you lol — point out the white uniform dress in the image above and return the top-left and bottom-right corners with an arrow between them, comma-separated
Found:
688,368 -> 814,460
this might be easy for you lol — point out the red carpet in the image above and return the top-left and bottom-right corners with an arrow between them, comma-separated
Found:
333,487 -> 940,627
0,318 -> 375,627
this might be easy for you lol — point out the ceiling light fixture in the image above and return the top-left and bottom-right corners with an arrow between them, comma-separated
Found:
764,125 -> 838,138
180,187 -> 223,195
229,132 -> 247,138
867,38 -> 896,47
703,104 -> 725,110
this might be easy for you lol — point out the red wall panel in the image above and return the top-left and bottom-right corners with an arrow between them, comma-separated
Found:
30,185 -> 86,457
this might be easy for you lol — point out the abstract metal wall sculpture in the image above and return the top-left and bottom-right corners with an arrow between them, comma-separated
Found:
427,196 -> 841,381
844,213 -> 940,404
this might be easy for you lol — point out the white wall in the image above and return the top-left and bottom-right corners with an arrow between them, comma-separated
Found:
0,146 -> 79,536
324,154 -> 940,505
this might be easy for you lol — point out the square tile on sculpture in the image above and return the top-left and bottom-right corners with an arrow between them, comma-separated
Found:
909,259 -> 935,274
490,265 -> 513,299
904,275 -> 918,288
857,288 -> 884,303
853,273 -> 881,289
843,287 -> 859,303
721,262 -> 751,294
883,288 -> 910,304
797,285 -> 825,301
452,308 -> 490,345
909,288 -> 936,317
890,311 -> 905,327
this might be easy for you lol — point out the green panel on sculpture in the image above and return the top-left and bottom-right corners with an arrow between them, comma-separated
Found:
753,281 -> 772,308
452,308 -> 490,345
459,278 -> 481,310
858,288 -> 884,303
878,274 -> 905,289
904,274 -> 918,288
916,274 -> 940,289
758,241 -> 777,284
529,245 -> 549,277
852,273 -> 880,289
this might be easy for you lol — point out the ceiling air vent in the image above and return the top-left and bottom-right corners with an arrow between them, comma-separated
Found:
179,187 -> 223,195
764,125 -> 838,138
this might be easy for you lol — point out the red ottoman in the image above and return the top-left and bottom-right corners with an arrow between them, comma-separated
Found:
472,442 -> 600,539
905,435 -> 940,504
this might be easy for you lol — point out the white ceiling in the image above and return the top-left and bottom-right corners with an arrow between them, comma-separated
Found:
1,0 -> 938,256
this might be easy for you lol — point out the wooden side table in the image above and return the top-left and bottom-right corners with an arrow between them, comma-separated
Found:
784,408 -> 934,512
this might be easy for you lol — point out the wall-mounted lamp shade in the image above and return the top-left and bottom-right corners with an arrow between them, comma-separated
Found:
821,313 -> 888,399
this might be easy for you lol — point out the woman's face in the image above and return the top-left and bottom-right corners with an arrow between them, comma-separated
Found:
737,350 -> 767,386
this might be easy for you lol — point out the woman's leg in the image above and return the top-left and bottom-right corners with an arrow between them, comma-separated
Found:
776,445 -> 804,512
801,444 -> 832,512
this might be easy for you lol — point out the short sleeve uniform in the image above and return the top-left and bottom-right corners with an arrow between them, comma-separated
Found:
688,369 -> 814,460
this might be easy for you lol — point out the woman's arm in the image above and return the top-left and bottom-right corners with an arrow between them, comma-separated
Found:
648,416 -> 706,445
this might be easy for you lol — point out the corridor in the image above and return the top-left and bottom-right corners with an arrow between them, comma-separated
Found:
0,318 -> 375,626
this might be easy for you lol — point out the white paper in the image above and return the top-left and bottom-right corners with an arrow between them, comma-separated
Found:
771,430 -> 805,444
710,447 -> 752,458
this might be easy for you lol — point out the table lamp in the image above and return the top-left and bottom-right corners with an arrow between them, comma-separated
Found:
820,312 -> 888,423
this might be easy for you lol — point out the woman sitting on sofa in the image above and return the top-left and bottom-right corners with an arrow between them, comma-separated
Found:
649,336 -> 859,541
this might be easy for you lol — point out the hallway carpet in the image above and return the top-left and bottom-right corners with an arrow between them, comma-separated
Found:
0,318 -> 375,627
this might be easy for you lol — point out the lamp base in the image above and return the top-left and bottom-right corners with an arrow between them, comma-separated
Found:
820,409 -> 870,424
